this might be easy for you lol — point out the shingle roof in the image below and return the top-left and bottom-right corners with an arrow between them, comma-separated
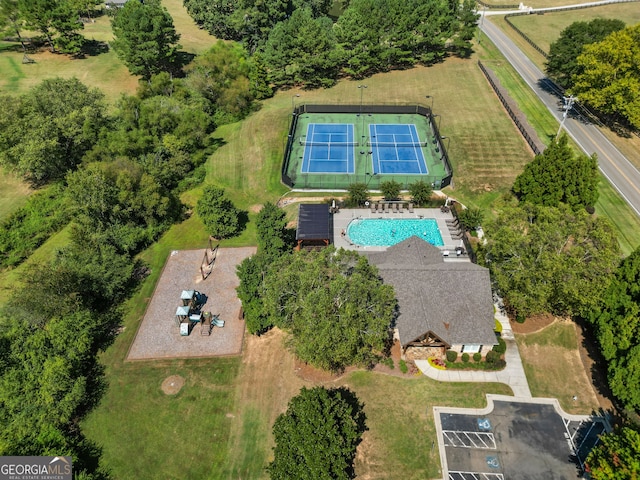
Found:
362,237 -> 496,348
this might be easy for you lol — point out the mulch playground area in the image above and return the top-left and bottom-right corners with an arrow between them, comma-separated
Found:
127,247 -> 256,361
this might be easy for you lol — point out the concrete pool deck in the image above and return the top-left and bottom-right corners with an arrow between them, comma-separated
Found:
332,207 -> 468,257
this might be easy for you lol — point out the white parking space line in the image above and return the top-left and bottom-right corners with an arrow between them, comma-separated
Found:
443,431 -> 497,449
449,471 -> 504,480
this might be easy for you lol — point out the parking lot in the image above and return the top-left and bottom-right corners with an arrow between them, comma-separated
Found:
434,395 -> 608,479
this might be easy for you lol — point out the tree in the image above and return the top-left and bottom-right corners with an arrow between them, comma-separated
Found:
408,179 -> 433,206
585,426 -> 640,479
262,8 -> 342,88
571,25 -> 640,129
110,0 -> 181,79
185,42 -> 255,124
196,186 -> 243,239
458,206 -> 483,231
512,134 -> 599,211
263,248 -> 396,371
18,0 -> 84,53
380,179 -> 402,200
0,78 -> 107,185
346,182 -> 369,207
451,0 -> 479,58
66,161 -> 176,253
546,19 -> 625,90
481,201 -> 620,318
268,386 -> 366,480
0,0 -> 27,53
590,247 -> 640,409
256,202 -> 289,261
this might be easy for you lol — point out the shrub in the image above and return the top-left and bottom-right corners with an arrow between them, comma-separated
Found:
485,359 -> 506,370
473,352 -> 482,362
399,359 -> 408,374
485,350 -> 499,364
446,350 -> 458,362
493,337 -> 507,355
381,357 -> 394,369
494,319 -> 503,333
516,313 -> 526,323
380,180 -> 402,200
461,353 -> 470,363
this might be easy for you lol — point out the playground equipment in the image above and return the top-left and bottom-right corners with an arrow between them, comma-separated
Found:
200,312 -> 225,336
200,237 -> 219,280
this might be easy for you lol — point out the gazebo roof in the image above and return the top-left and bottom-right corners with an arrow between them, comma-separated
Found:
296,204 -> 331,241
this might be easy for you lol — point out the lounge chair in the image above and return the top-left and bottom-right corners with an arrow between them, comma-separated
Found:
408,203 -> 414,213
392,203 -> 398,213
383,203 -> 389,213
370,202 -> 376,213
398,203 -> 404,213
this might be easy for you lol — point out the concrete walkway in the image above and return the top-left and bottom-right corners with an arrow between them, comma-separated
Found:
415,305 -> 532,398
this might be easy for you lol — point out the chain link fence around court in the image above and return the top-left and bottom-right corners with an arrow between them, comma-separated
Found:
282,104 -> 453,190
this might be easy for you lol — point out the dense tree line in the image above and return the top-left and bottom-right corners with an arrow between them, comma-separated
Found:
0,34 -> 258,465
571,24 -> 640,130
546,20 -> 639,130
589,247 -> 640,411
184,0 -> 478,86
545,19 -> 625,90
585,425 -> 640,479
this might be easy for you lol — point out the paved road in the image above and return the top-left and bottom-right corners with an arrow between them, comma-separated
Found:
480,16 -> 640,217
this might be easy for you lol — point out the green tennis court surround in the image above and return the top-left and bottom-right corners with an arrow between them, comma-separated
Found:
282,104 -> 453,190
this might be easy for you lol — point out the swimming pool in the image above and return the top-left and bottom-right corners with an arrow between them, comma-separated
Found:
347,218 -> 444,247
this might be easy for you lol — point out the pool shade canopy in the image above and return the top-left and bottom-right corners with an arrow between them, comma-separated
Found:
296,204 -> 331,250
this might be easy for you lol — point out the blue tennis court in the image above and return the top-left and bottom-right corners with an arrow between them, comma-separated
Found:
301,123 -> 355,174
369,124 -> 428,175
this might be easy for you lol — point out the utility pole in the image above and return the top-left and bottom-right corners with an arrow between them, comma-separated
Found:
557,95 -> 577,139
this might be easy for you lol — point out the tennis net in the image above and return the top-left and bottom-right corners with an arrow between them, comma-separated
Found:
300,140 -> 359,147
367,141 -> 428,148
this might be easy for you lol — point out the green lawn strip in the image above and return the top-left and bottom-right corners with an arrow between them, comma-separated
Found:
345,371 -> 512,479
0,167 -> 31,220
219,405 -> 270,479
162,0 -> 218,55
595,176 -> 640,256
81,358 -> 240,480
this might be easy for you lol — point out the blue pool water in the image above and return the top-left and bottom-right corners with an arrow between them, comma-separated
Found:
347,218 -> 444,247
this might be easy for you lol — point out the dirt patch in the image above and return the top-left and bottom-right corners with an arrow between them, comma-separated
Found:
511,312 -> 556,334
249,204 -> 263,213
161,375 -> 185,395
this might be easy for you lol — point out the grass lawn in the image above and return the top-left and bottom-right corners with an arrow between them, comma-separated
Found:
517,321 -> 600,414
0,166 -> 31,221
